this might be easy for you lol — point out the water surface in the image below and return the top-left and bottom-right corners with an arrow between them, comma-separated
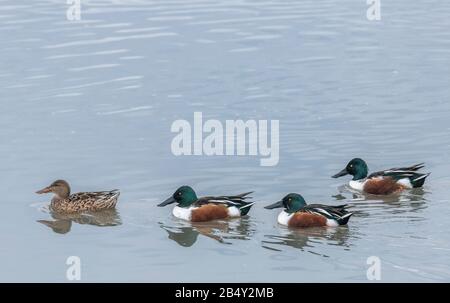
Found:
1,0 -> 450,282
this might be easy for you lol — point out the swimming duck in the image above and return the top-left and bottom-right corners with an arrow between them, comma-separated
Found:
158,186 -> 254,222
265,193 -> 352,227
36,180 -> 120,213
332,158 -> 430,195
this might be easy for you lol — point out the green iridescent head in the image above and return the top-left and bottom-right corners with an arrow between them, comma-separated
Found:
265,193 -> 307,213
332,158 -> 368,181
158,186 -> 198,208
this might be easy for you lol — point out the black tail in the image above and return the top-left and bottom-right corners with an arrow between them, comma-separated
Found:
411,173 -> 430,188
334,204 -> 353,225
233,192 -> 254,216
239,202 -> 255,216
213,192 -> 254,216
394,163 -> 428,187
337,213 -> 353,225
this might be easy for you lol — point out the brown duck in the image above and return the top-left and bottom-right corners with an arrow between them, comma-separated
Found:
36,180 -> 120,213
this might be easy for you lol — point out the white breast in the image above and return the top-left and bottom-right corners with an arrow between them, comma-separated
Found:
277,211 -> 293,226
349,180 -> 366,191
172,206 -> 195,221
227,206 -> 241,217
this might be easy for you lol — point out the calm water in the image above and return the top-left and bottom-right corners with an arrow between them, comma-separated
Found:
1,0 -> 450,282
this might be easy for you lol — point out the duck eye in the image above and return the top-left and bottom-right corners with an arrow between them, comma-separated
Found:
178,192 -> 181,195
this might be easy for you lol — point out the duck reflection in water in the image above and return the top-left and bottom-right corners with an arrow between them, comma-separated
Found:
160,218 -> 254,247
262,226 -> 351,255
333,185 -> 427,216
37,209 -> 122,234
335,184 -> 427,202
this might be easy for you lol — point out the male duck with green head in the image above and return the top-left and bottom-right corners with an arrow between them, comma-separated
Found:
265,193 -> 353,227
333,158 -> 430,195
158,186 -> 254,222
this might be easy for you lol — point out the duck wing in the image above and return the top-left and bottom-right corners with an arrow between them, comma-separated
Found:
368,163 -> 429,187
302,204 -> 353,224
195,192 -> 254,211
69,190 -> 120,208
368,163 -> 425,178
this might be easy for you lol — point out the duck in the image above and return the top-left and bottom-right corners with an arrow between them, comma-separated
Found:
265,193 -> 353,227
158,186 -> 254,222
36,180 -> 120,213
332,158 -> 430,195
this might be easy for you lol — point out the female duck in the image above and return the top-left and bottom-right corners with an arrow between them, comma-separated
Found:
332,158 -> 430,195
265,193 -> 353,228
158,186 -> 254,222
36,180 -> 120,213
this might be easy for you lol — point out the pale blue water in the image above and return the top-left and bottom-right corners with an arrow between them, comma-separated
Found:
1,0 -> 450,282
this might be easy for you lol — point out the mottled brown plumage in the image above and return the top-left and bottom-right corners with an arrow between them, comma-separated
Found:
36,180 -> 120,213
